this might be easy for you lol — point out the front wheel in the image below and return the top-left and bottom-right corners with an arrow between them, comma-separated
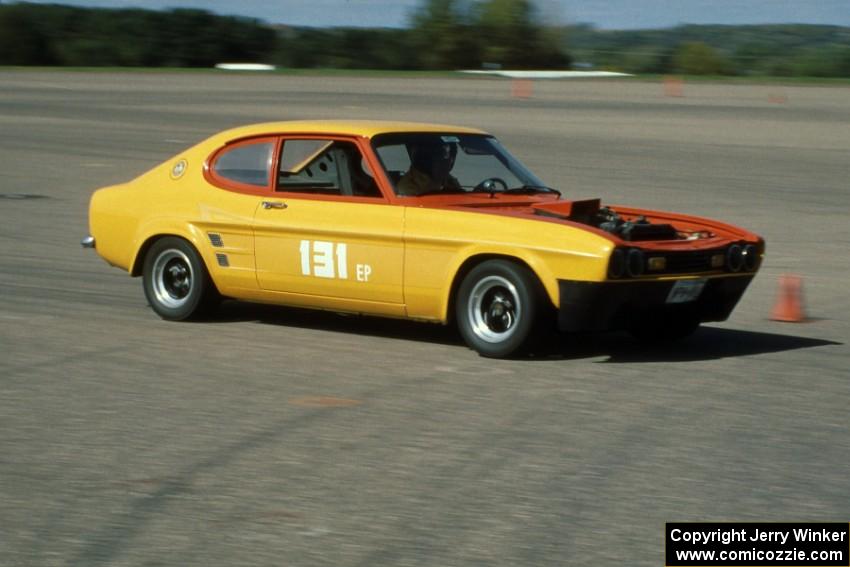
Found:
455,260 -> 545,358
142,237 -> 217,320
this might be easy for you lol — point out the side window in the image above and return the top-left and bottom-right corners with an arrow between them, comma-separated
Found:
278,139 -> 382,198
213,141 -> 274,187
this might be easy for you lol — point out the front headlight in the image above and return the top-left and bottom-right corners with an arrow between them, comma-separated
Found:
726,244 -> 744,272
626,248 -> 645,277
742,244 -> 758,271
608,248 -> 626,279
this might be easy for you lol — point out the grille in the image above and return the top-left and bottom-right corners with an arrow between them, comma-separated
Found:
216,253 -> 229,267
660,249 -> 724,274
208,233 -> 224,247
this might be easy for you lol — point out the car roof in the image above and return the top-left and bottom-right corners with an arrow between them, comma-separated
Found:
212,120 -> 489,144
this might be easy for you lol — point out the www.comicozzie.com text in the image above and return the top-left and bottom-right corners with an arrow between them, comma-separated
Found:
670,527 -> 848,546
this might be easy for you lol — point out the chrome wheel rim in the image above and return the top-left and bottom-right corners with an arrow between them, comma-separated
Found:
151,249 -> 193,308
468,275 -> 521,343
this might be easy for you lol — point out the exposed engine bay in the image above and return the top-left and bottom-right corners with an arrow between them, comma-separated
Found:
532,198 -> 713,242
592,206 -> 678,241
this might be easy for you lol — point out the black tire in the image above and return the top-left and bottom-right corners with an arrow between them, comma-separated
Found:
455,260 -> 545,358
142,237 -> 217,321
629,313 -> 700,342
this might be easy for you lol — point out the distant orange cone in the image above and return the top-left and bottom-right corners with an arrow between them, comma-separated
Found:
511,79 -> 533,99
770,274 -> 806,322
663,76 -> 684,97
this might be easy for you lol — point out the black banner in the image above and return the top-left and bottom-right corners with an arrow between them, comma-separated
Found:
666,523 -> 850,566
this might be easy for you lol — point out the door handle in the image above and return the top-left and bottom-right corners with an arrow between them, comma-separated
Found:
262,201 -> 288,210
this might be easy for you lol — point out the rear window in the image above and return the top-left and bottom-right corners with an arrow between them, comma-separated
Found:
213,141 -> 274,187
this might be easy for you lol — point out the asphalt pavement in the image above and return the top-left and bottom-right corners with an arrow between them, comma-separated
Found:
1,70 -> 848,566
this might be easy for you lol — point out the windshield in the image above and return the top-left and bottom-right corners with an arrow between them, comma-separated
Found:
371,133 -> 548,197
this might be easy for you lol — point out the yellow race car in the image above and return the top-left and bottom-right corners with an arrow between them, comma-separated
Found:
83,120 -> 764,357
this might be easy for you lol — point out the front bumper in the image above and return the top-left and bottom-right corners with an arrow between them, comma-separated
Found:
557,275 -> 754,332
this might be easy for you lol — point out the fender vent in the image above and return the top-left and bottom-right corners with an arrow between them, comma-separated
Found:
215,253 -> 229,267
208,233 -> 224,247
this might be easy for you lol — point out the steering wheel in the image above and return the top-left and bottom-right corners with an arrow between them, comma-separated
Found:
472,177 -> 509,192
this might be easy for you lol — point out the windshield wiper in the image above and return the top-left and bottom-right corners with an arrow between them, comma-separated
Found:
503,185 -> 562,197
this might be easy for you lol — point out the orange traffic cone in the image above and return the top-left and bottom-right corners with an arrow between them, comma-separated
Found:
770,274 -> 806,322
511,79 -> 533,99
663,76 -> 684,97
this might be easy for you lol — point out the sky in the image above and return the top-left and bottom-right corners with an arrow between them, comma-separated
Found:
14,0 -> 850,29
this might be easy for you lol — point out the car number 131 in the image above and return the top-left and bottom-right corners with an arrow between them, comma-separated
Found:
299,239 -> 372,282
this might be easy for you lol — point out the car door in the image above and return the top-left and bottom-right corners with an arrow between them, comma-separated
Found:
253,136 -> 405,315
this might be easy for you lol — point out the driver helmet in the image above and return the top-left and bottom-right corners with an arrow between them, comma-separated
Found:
410,140 -> 457,172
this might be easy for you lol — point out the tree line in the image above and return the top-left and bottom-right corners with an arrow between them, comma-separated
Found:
0,3 -> 274,67
569,24 -> 850,77
0,1 -> 568,69
1,2 -> 848,77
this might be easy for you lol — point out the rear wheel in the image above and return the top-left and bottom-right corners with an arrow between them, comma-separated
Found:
455,260 -> 545,358
142,237 -> 217,320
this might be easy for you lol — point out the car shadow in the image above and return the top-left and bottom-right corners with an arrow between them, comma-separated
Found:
207,301 -> 463,346
206,301 -> 841,363
533,326 -> 842,363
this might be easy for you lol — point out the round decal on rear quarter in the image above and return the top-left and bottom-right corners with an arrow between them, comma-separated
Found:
170,159 -> 187,179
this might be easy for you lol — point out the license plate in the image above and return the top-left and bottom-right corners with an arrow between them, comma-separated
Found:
666,279 -> 707,304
